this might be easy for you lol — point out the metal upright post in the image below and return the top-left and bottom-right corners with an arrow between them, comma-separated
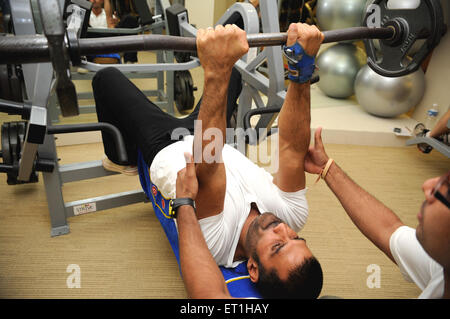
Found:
10,0 -> 69,236
234,0 -> 287,153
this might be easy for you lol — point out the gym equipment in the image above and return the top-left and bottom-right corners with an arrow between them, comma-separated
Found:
0,0 -> 446,118
369,0 -> 423,56
174,70 -> 196,112
0,121 -> 39,185
354,64 -> 426,118
0,0 -> 148,237
317,0 -> 367,32
316,43 -> 366,98
0,0 -> 447,237
51,0 -> 186,121
406,120 -> 450,158
363,0 -> 445,77
0,64 -> 24,102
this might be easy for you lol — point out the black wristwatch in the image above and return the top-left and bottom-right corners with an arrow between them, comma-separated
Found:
169,198 -> 196,218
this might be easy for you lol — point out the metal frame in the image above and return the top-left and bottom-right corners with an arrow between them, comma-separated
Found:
5,0 -> 289,237
9,0 -> 147,237
49,0 -> 190,122
175,0 -> 285,152
406,120 -> 450,158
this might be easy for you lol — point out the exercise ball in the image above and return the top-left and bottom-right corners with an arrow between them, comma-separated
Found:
316,0 -> 367,31
354,65 -> 426,118
316,43 -> 366,99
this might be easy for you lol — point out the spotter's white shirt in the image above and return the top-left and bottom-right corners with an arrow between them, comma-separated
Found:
390,226 -> 444,298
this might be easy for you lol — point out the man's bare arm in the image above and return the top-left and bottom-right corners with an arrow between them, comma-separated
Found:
176,153 -> 232,298
305,129 -> 404,262
177,205 -> 232,298
194,25 -> 249,219
274,23 -> 324,192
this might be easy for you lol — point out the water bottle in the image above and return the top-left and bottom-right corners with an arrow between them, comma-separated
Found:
424,105 -> 439,130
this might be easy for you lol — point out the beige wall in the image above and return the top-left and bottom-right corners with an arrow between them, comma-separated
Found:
214,0 -> 238,23
411,0 -> 450,123
185,0 -> 238,29
185,0 -> 215,29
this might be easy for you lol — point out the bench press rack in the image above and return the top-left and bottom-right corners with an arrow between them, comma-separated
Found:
1,0 -> 446,236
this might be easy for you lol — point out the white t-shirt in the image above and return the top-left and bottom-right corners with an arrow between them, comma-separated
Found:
150,135 -> 309,268
389,226 -> 444,298
89,9 -> 108,29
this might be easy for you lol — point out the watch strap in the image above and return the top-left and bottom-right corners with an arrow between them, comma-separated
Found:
169,198 -> 196,218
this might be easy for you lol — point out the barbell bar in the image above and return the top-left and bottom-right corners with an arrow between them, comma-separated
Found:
0,0 -> 446,118
0,27 -> 396,66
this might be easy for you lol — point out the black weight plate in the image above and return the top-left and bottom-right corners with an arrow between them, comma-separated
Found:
1,122 -> 12,166
174,71 -> 196,112
364,0 -> 444,77
0,64 -> 11,100
6,122 -> 19,184
175,52 -> 192,63
184,71 -> 195,110
174,71 -> 188,112
10,66 -> 23,103
8,122 -> 19,164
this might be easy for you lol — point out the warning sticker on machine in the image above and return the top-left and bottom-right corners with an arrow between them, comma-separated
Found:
73,203 -> 97,216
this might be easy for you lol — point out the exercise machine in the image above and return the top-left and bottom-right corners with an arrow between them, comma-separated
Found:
0,0 -> 446,237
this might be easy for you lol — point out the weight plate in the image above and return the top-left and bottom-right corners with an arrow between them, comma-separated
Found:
9,65 -> 24,103
8,122 -> 19,165
174,70 -> 195,112
0,64 -> 11,100
1,122 -> 12,166
363,0 -> 445,77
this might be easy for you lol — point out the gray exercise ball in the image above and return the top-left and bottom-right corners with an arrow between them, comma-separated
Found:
354,64 -> 426,118
316,0 -> 367,31
316,43 -> 366,99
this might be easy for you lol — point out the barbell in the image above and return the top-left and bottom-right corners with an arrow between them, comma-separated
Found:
0,0 -> 446,118
0,27 -> 396,65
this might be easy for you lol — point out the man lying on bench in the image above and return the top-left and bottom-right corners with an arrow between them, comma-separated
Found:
93,23 -> 324,298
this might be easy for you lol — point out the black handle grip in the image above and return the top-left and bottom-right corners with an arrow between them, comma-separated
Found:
47,123 -> 128,164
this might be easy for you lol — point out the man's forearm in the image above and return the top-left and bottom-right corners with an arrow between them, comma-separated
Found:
177,206 -> 231,298
274,82 -> 310,192
278,82 -> 311,154
194,73 -> 229,174
324,162 -> 403,262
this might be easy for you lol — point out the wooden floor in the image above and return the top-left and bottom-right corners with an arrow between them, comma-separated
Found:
0,140 -> 448,299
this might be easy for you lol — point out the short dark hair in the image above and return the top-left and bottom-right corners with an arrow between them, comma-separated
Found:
254,256 -> 323,299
